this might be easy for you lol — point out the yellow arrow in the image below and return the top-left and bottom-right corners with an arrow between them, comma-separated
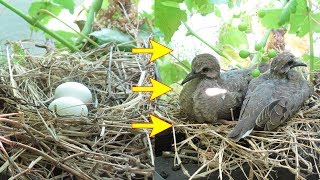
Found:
132,39 -> 173,63
132,114 -> 172,137
132,78 -> 172,100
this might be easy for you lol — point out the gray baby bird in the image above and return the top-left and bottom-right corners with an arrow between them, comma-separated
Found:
227,52 -> 313,141
179,53 -> 257,123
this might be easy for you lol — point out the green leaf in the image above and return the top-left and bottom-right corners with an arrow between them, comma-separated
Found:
53,0 -> 75,14
90,28 -> 133,44
193,0 -> 214,15
157,59 -> 191,86
90,28 -> 136,51
184,0 -> 214,15
260,9 -> 282,29
302,54 -> 320,70
217,24 -> 249,50
29,1 -> 64,26
155,0 -> 187,43
289,13 -> 320,37
101,0 -> 109,9
184,0 -> 193,12
278,0 -> 297,26
219,45 -> 251,69
288,14 -> 308,36
46,30 -> 77,48
311,13 -> 320,32
285,0 -> 320,36
161,1 -> 180,8
215,6 -> 221,17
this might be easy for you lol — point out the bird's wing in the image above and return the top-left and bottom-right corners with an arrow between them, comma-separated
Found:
227,80 -> 274,141
238,74 -> 270,118
256,80 -> 313,130
255,99 -> 289,130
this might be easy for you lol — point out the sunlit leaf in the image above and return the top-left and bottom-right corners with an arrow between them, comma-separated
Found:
215,6 -> 221,17
29,1 -> 64,27
260,9 -> 282,29
302,54 -> 320,70
219,45 -> 251,69
311,13 -> 320,32
185,0 -> 214,15
53,0 -> 75,13
161,1 -> 180,8
155,0 -> 187,43
46,30 -> 77,48
278,0 -> 297,26
157,59 -> 191,86
217,24 -> 249,50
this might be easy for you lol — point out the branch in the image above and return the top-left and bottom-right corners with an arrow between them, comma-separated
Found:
0,0 -> 78,52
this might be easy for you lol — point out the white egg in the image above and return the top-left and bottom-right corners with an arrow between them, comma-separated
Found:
54,82 -> 92,103
49,97 -> 88,117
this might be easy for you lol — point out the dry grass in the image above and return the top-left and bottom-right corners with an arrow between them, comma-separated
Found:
0,42 -> 155,179
157,89 -> 320,179
1,40 -> 320,180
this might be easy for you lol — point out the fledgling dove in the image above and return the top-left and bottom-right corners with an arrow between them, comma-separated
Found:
179,53 -> 266,123
227,52 -> 313,141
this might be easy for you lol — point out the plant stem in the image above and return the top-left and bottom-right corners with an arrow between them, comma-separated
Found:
0,0 -> 78,52
76,0 -> 103,45
39,10 -> 100,47
252,29 -> 271,63
182,21 -> 229,60
307,0 -> 314,81
253,1 -> 287,64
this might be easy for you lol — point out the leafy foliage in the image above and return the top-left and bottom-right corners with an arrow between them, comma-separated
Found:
260,0 -> 320,37
278,0 -> 297,26
153,0 -> 320,85
218,24 -> 248,49
53,0 -> 75,13
302,55 -> 320,70
154,0 -> 187,43
260,9 -> 282,29
90,28 -> 136,51
28,1 -> 64,26
184,0 -> 215,15
157,59 -> 190,85
50,31 -> 78,48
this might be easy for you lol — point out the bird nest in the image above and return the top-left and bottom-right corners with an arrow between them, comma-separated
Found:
0,42 -> 155,179
157,86 -> 320,179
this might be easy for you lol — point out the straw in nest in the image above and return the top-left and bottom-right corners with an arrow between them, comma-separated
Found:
0,42 -> 155,179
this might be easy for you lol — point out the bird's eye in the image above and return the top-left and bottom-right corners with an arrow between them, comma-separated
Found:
202,68 -> 210,73
287,61 -> 294,66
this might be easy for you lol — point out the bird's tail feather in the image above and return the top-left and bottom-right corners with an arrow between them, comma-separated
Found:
227,122 -> 254,142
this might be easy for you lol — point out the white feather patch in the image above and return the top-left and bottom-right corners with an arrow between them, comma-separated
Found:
240,129 -> 253,139
205,88 -> 227,97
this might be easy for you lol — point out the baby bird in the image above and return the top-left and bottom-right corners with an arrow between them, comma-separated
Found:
227,52 -> 313,141
179,54 -> 253,123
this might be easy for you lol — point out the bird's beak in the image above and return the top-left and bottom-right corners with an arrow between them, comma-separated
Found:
291,60 -> 307,68
181,71 -> 197,85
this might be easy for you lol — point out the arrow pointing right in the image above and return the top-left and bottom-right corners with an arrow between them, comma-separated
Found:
132,114 -> 172,137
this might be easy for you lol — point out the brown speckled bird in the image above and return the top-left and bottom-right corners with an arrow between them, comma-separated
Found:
227,52 -> 313,141
179,54 -> 263,123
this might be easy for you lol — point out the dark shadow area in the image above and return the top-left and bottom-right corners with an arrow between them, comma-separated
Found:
155,130 -> 320,180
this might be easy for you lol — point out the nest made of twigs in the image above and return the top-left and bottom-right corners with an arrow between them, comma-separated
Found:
0,42 -> 155,179
155,89 -> 320,179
